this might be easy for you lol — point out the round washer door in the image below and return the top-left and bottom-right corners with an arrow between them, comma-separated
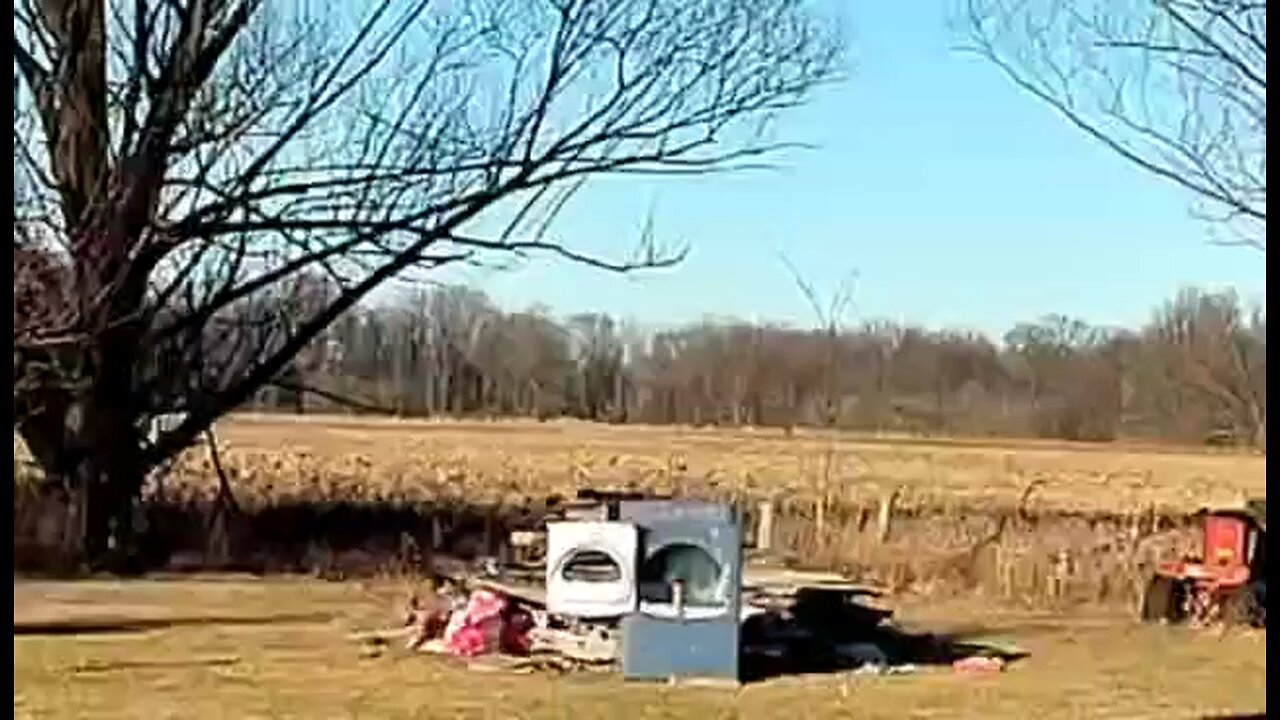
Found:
545,521 -> 639,618
637,541 -> 731,619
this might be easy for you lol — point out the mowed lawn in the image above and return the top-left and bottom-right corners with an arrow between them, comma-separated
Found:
13,578 -> 1266,719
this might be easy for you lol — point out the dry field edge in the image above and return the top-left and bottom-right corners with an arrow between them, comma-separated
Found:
12,417 -> 1269,717
155,414 -> 1265,515
14,414 -> 1266,605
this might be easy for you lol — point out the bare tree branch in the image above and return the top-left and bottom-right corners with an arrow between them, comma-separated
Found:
959,0 -> 1266,250
12,0 -> 843,566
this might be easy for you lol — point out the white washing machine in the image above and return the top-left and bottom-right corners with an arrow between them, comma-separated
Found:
545,521 -> 640,619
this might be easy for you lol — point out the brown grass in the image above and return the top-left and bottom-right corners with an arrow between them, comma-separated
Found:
13,415 -> 1266,604
12,421 -> 1268,716
158,413 -> 1265,514
13,577 -> 1267,719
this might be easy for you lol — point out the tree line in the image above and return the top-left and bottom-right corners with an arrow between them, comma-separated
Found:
252,282 -> 1266,449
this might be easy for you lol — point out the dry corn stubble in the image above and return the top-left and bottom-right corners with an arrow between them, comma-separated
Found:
134,414 -> 1262,514
12,414 -> 1262,604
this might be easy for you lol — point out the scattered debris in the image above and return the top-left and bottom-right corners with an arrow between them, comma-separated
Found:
465,653 -> 605,675
665,676 -> 741,689
951,655 -> 1006,675
427,589 -> 530,658
528,625 -> 618,664
352,492 -> 1026,681
403,591 -> 453,651
370,569 -> 914,677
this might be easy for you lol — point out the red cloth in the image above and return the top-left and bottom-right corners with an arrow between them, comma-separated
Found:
500,606 -> 535,655
442,589 -> 534,657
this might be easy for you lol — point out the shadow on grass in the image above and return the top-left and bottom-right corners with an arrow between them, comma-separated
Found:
14,488 -> 551,578
740,590 -> 1028,683
71,657 -> 242,674
741,623 -> 1029,683
13,611 -> 332,637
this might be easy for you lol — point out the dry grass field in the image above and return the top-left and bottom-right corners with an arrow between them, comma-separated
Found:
12,577 -> 1267,719
13,415 -> 1268,596
12,417 -> 1268,717
166,413 -> 1265,514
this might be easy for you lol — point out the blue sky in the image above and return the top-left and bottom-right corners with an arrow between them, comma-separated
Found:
438,0 -> 1265,338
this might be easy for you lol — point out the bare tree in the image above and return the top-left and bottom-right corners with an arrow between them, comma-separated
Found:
1148,288 -> 1266,448
566,312 -> 624,420
202,280 -> 1263,447
12,0 -> 842,567
960,0 -> 1266,250
780,253 -> 857,427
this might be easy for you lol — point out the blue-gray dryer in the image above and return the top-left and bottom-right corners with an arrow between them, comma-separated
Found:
618,500 -> 743,681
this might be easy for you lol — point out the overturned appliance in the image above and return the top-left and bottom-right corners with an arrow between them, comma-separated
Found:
618,499 -> 744,682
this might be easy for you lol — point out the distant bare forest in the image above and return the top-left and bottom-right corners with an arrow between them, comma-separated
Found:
241,280 -> 1264,448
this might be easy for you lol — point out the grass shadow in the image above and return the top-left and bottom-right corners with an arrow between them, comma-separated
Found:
741,624 -> 1029,683
13,611 -> 332,637
71,657 -> 242,674
740,590 -> 1028,683
14,488 -> 550,579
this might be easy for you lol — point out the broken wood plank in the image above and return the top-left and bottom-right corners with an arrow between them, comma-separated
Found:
472,578 -> 547,608
466,654 -> 540,674
471,566 -> 880,606
742,567 -> 883,595
528,627 -> 618,663
347,627 -> 415,644
756,500 -> 775,552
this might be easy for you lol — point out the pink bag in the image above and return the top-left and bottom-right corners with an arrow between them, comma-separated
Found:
443,590 -> 506,657
441,589 -> 538,658
952,655 -> 1005,675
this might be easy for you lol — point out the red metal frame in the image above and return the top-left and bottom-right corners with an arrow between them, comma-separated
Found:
1156,512 -> 1259,591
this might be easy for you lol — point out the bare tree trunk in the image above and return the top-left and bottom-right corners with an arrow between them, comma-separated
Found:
613,366 -> 626,422
24,390 -> 148,572
1249,406 -> 1266,453
84,359 -> 149,570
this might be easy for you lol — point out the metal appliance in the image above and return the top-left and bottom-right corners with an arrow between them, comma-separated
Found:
618,499 -> 743,681
545,520 -> 639,619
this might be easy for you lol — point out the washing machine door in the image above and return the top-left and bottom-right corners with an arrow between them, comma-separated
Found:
546,521 -> 639,618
